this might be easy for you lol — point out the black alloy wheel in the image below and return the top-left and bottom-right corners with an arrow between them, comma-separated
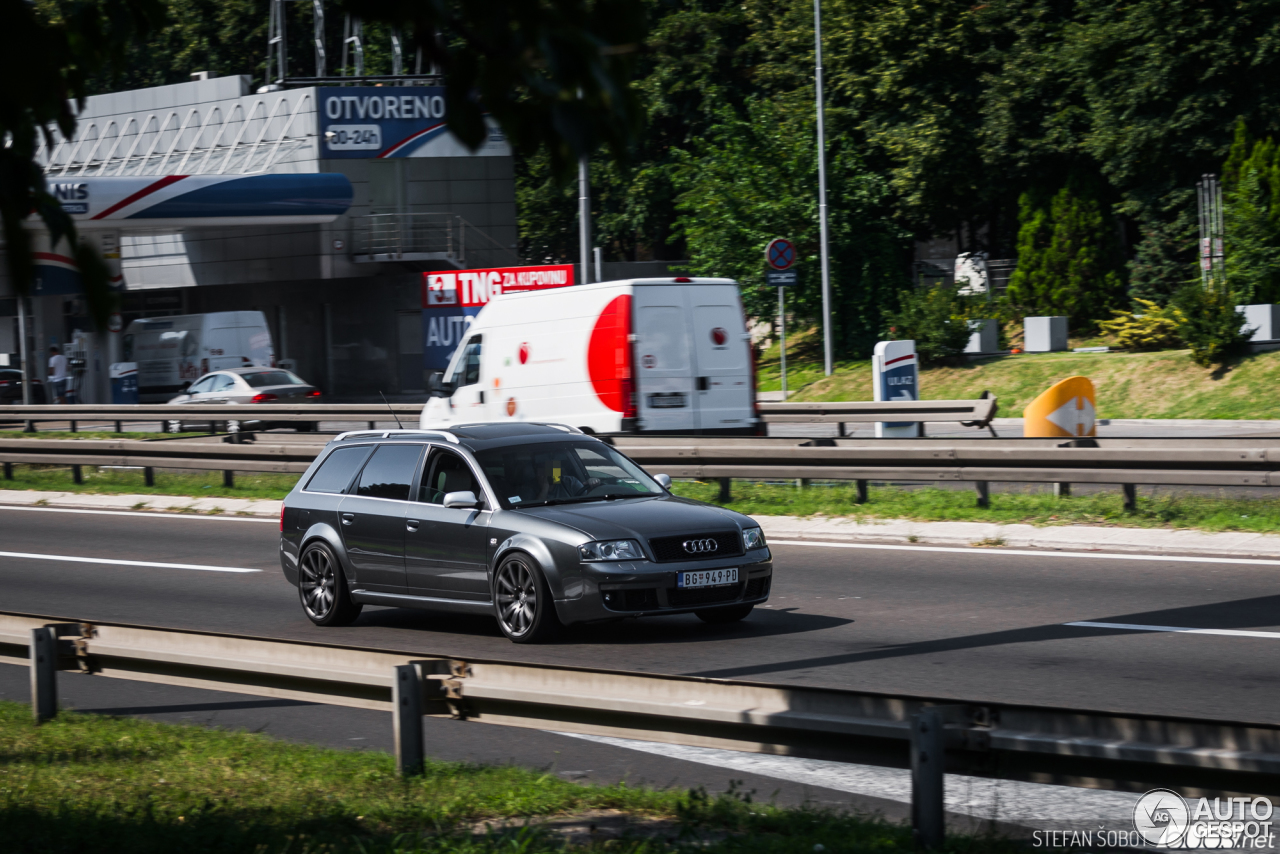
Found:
695,604 -> 754,624
298,541 -> 363,626
493,553 -> 559,643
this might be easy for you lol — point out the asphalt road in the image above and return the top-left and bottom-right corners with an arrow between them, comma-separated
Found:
2,504 -> 1278,725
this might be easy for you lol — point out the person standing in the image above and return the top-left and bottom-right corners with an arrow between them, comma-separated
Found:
48,346 -> 68,404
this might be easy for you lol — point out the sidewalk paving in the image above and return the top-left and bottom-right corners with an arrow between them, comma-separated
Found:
5,488 -> 1280,559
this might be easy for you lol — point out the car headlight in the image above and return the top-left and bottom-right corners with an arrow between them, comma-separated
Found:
578,539 -> 644,562
742,527 -> 766,550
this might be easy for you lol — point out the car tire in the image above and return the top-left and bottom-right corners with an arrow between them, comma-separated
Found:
298,541 -> 363,627
492,552 -> 560,643
695,604 -> 754,624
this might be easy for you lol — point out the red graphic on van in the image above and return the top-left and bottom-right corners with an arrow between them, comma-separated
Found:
506,397 -> 517,416
586,295 -> 633,413
518,342 -> 530,364
711,327 -> 728,346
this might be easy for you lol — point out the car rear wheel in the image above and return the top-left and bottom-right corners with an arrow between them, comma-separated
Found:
298,541 -> 362,626
695,604 -> 754,624
493,553 -> 559,643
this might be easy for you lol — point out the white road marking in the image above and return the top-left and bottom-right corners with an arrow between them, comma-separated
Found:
1066,621 -> 1280,639
769,539 -> 1280,566
0,551 -> 262,573
0,505 -> 276,523
554,731 -> 1137,825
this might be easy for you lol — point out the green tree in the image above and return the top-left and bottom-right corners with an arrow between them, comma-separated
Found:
673,99 -> 908,358
884,285 -> 975,367
1222,123 -> 1280,304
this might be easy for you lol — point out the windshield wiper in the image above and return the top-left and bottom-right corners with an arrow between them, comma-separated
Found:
515,493 -> 643,508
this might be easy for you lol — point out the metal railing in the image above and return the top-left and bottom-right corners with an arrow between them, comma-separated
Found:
5,611 -> 1278,846
350,213 -> 521,268
759,397 -> 999,435
0,403 -> 420,427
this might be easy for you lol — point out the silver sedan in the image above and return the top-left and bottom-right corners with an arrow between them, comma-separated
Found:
166,367 -> 322,432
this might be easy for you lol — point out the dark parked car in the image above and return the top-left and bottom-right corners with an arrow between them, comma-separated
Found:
279,423 -> 772,643
0,369 -> 46,404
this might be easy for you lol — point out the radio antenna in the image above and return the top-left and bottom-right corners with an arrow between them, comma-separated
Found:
379,391 -> 404,429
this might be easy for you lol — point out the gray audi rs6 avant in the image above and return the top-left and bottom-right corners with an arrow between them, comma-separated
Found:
279,423 -> 772,643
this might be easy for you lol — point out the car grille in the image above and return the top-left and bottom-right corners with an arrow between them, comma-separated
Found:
648,531 -> 743,562
744,576 -> 771,599
668,584 -> 742,608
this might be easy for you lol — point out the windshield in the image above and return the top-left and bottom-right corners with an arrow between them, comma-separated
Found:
243,370 -> 304,388
474,441 -> 664,509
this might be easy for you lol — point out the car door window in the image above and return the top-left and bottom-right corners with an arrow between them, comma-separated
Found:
448,336 -> 482,388
210,374 -> 237,392
418,449 -> 480,504
306,445 -> 374,493
355,444 -> 423,501
187,375 -> 217,394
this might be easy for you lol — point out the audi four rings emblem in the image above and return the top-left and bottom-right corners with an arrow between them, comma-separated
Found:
683,539 -> 719,554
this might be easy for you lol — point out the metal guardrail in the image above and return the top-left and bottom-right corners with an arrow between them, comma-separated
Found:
4,611 -> 1278,846
0,403 -> 421,426
758,397 -> 999,435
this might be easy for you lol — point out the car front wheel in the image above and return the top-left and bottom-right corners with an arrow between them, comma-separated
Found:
298,541 -> 363,626
493,553 -> 559,643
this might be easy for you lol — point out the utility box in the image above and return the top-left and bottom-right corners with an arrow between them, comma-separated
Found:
1236,304 -> 1280,341
965,319 -> 999,353
1024,316 -> 1068,352
110,362 -> 138,404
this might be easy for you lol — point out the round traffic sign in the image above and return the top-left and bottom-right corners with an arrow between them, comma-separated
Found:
766,238 -> 796,271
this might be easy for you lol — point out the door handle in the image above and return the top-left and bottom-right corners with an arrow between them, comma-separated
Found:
341,513 -> 354,525
406,519 -> 420,531
478,390 -> 486,404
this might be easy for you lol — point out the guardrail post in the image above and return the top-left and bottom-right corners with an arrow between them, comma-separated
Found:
144,467 -> 155,487
368,421 -> 376,430
3,462 -> 12,480
855,479 -> 868,504
838,422 -> 846,437
70,420 -> 77,433
114,420 -> 123,434
1054,483 -> 1071,498
393,663 -> 425,775
223,470 -> 235,489
718,478 -> 732,503
71,465 -> 83,484
1123,483 -> 1137,513
910,707 -> 945,849
796,478 -> 810,489
30,627 -> 57,723
974,481 -> 990,508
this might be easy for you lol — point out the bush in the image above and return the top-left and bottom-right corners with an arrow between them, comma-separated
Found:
884,285 -> 975,367
1172,283 -> 1252,367
1098,299 -> 1186,351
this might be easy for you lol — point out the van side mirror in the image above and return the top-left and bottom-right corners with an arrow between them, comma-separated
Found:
180,380 -> 192,392
443,490 -> 481,509
427,373 -> 455,398
654,473 -> 672,490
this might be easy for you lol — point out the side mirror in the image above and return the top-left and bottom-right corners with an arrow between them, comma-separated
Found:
654,473 -> 672,490
427,373 -> 455,398
443,490 -> 481,509
180,380 -> 192,392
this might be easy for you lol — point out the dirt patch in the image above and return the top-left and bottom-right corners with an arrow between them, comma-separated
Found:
469,809 -> 719,845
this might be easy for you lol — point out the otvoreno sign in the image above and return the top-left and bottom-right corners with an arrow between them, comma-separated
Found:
318,87 -> 511,159
421,265 -> 575,371
872,339 -> 920,438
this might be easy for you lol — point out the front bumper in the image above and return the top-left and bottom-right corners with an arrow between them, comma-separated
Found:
553,549 -> 773,624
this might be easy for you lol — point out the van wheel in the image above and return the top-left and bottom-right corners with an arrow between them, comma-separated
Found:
493,553 -> 560,643
298,542 -> 363,626
696,604 -> 753,624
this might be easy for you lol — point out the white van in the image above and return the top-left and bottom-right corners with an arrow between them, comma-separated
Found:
420,278 -> 759,434
123,311 -> 275,402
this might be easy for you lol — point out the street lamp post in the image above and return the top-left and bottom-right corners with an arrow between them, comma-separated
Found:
814,0 -> 833,376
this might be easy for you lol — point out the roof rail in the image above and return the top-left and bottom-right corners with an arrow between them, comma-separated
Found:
334,428 -> 459,444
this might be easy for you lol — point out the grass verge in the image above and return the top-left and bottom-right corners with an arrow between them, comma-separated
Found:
670,480 -> 1280,533
0,701 -> 1016,854
756,326 -> 1280,420
0,431 -> 207,440
0,464 -> 300,500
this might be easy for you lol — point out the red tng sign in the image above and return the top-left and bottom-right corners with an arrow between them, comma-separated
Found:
422,264 -> 575,308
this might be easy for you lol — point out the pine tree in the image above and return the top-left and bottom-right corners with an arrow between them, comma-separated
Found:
1223,121 -> 1280,305
1004,179 -> 1126,328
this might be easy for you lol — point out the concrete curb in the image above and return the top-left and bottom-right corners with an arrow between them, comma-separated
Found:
3,489 -> 1279,558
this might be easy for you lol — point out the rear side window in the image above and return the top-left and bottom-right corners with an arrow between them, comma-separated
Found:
244,370 -> 303,387
306,445 -> 374,493
355,444 -> 424,500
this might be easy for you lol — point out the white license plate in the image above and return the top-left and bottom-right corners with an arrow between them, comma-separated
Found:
676,568 -> 738,589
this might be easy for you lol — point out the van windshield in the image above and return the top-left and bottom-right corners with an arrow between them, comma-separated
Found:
243,370 -> 304,387
474,442 -> 664,509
